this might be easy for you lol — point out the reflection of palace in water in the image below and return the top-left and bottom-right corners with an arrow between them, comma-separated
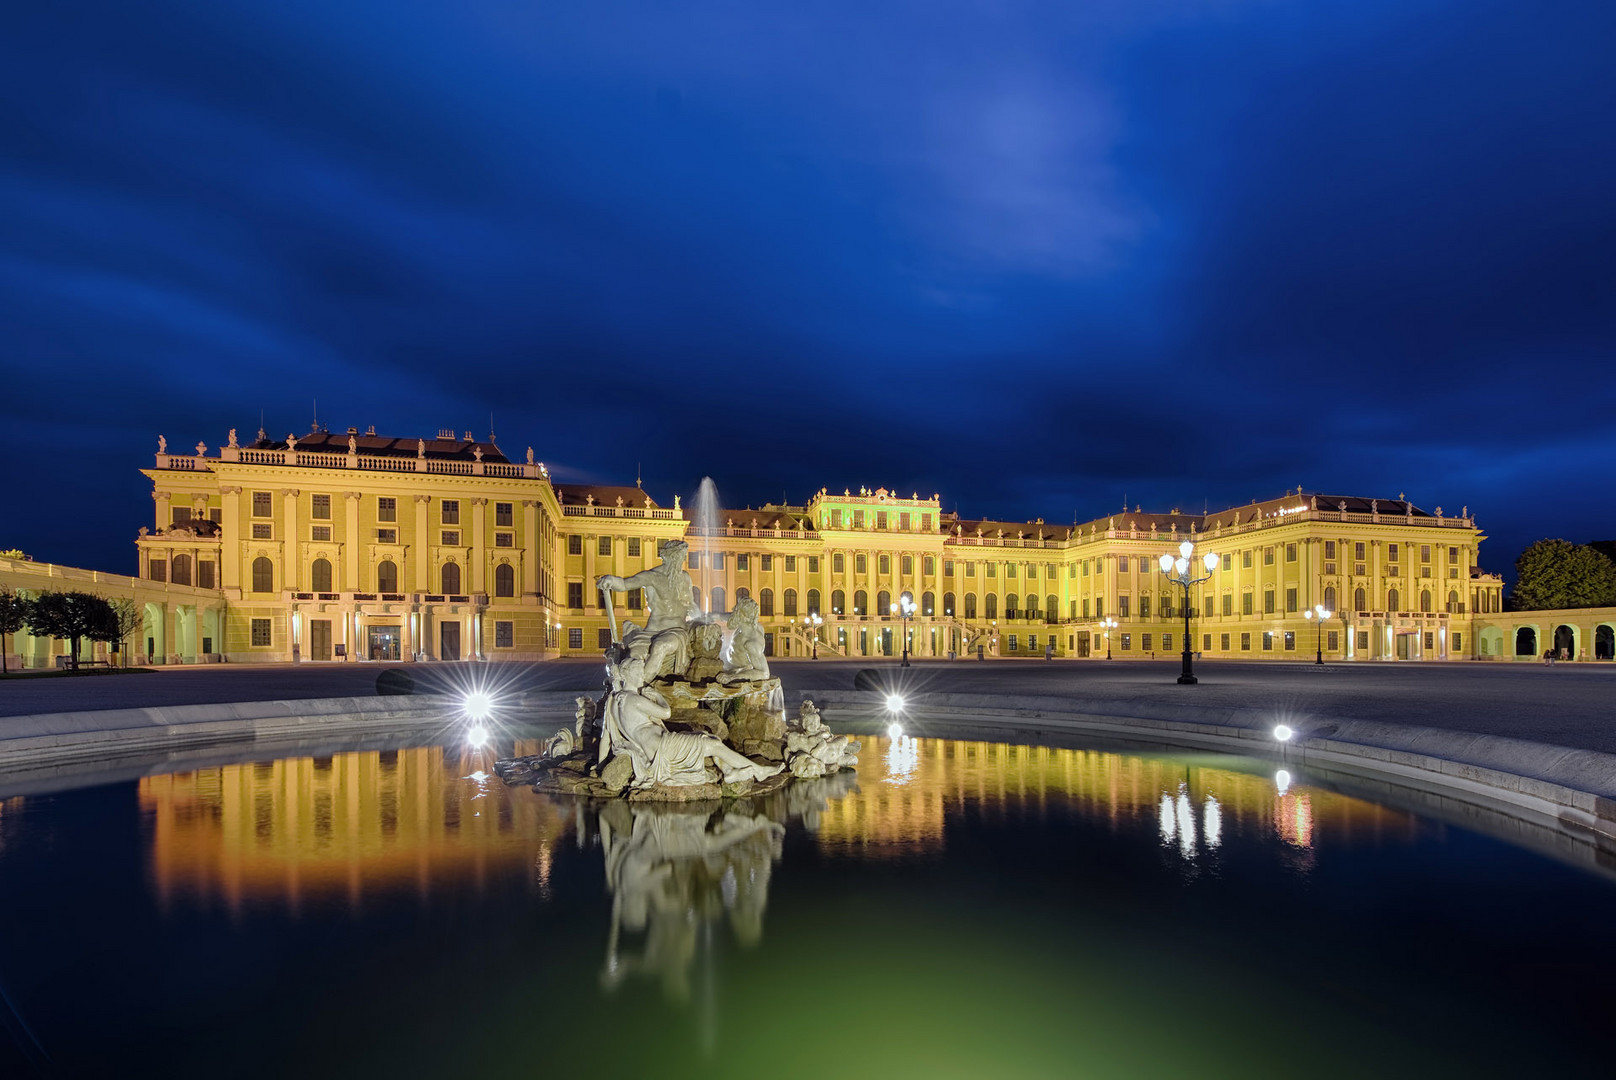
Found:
139,741 -> 569,913
816,738 -> 1417,856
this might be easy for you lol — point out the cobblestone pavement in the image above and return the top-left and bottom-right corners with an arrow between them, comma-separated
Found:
2,657 -> 1613,752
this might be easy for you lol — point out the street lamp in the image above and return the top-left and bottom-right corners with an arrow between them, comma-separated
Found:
805,611 -> 823,659
1158,540 -> 1219,685
1097,616 -> 1118,660
1302,604 -> 1332,665
892,591 -> 917,666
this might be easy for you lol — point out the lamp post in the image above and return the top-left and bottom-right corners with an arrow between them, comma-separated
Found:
1097,616 -> 1117,660
1158,540 -> 1219,685
1302,604 -> 1332,665
805,612 -> 823,659
893,591 -> 916,667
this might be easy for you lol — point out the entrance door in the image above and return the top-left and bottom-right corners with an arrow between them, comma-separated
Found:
368,625 -> 402,661
881,628 -> 893,656
763,632 -> 775,657
1395,633 -> 1410,660
1075,631 -> 1091,658
310,619 -> 332,661
440,622 -> 461,661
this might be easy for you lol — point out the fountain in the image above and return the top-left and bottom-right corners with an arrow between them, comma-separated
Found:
693,476 -> 720,613
494,534 -> 859,800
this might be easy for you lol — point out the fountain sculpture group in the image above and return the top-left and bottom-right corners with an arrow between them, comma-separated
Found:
496,538 -> 859,801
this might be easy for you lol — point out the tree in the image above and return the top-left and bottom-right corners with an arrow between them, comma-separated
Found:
0,588 -> 28,675
108,598 -> 142,668
24,591 -> 115,671
1512,540 -> 1616,610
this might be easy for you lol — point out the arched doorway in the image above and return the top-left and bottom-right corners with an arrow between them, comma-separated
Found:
1554,624 -> 1576,660
1480,627 -> 1504,659
1596,625 -> 1614,661
1515,626 -> 1537,657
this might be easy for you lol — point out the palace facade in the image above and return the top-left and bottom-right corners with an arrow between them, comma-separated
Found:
18,421 -> 1614,668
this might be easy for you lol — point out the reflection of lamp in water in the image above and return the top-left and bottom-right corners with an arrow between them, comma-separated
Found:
467,725 -> 489,748
1275,769 -> 1292,795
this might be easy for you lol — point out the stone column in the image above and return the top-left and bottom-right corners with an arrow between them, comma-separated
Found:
414,495 -> 432,592
522,500 -> 541,597
470,498 -> 487,594
153,489 -> 171,531
220,487 -> 243,593
344,493 -> 363,593
281,489 -> 300,591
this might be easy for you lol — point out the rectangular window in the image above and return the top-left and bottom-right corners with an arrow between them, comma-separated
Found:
1387,543 -> 1399,561
1028,634 -> 1038,652
1324,541 -> 1336,559
1286,543 -> 1297,562
1082,560 -> 1090,577
378,497 -> 397,522
209,508 -> 221,523
1264,547 -> 1274,566
495,621 -> 513,648
252,491 -> 272,517
568,534 -> 582,556
966,562 -> 976,577
831,509 -> 843,528
712,552 -> 725,570
1284,631 -> 1295,651
1242,550 -> 1253,568
376,528 -> 397,544
785,556 -> 796,572
1327,630 -> 1339,652
567,582 -> 584,608
599,628 -> 612,650
736,553 -> 749,570
628,537 -> 642,558
987,563 -> 996,578
854,554 -> 865,573
832,553 -> 843,573
853,510 -> 865,528
1355,542 -> 1366,560
441,530 -> 460,546
1139,596 -> 1150,617
441,500 -> 459,525
902,555 -> 913,575
597,536 -> 611,557
1223,553 -> 1233,571
311,525 -> 332,542
1069,564 -> 1076,578
1120,634 -> 1131,651
1118,596 -> 1130,618
924,556 -> 935,575
172,507 -> 192,525
252,523 -> 273,540
1163,633 -> 1174,651
1452,632 -> 1462,652
1115,557 -> 1127,573
763,554 -> 774,572
1221,633 -> 1231,651
876,511 -> 888,529
945,560 -> 954,577
900,512 -> 910,530
1082,598 -> 1090,618
1203,594 -> 1213,618
1095,598 -> 1104,618
568,628 -> 583,649
1424,631 -> 1435,651
922,514 -> 932,531
1421,545 -> 1431,563
311,494 -> 331,520
251,618 -> 272,647
148,559 -> 167,582
1142,633 -> 1153,651
1223,594 -> 1234,617
490,502 -> 512,527
1357,630 -> 1369,650
1448,546 -> 1459,563
1264,591 -> 1275,615
809,556 -> 819,573
1286,588 -> 1297,613
1262,631 -> 1273,651
879,554 -> 890,574
496,532 -> 513,547
1242,593 -> 1253,615
628,589 -> 642,610
1007,634 -> 1018,651
197,562 -> 215,589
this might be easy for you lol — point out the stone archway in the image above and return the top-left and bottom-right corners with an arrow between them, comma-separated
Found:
1554,624 -> 1577,660
1514,625 -> 1537,658
143,602 -> 166,664
1596,625 -> 1614,661
1479,626 -> 1504,659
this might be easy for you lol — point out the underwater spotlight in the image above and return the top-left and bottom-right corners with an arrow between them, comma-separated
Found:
1275,769 -> 1292,795
1273,724 -> 1294,742
467,725 -> 490,748
464,691 -> 492,721
886,693 -> 905,712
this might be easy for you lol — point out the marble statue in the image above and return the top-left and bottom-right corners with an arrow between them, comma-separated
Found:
718,595 -> 769,684
288,434 -> 298,450
526,446 -> 535,465
784,699 -> 860,777
600,655 -> 782,788
596,539 -> 701,680
227,428 -> 238,448
348,434 -> 357,453
417,438 -> 426,457
157,435 -> 166,454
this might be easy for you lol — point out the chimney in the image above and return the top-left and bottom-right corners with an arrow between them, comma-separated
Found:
347,426 -> 358,435
437,428 -> 455,440
366,425 -> 376,436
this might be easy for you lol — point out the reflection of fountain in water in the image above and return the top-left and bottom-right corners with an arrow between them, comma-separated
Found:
693,477 -> 721,614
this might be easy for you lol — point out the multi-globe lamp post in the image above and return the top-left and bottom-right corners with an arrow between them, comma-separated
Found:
1097,616 -> 1117,659
892,590 -> 917,667
1302,603 -> 1332,665
805,611 -> 824,659
1158,540 -> 1219,686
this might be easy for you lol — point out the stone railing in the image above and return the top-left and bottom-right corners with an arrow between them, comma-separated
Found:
181,447 -> 551,479
561,505 -> 680,520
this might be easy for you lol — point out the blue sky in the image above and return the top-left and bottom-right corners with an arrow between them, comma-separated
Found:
1,0 -> 1612,579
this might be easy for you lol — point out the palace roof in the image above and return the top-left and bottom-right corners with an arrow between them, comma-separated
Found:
553,483 -> 660,508
248,430 -> 509,463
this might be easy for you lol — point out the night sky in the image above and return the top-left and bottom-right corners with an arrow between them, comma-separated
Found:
2,1 -> 1612,580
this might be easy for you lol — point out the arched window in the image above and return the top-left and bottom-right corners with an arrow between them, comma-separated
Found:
1420,589 -> 1432,613
311,558 -> 333,593
692,586 -> 702,609
1046,594 -> 1058,623
1323,585 -> 1336,611
1025,594 -> 1040,618
985,594 -> 998,620
830,589 -> 844,614
735,586 -> 750,602
760,588 -> 774,616
944,592 -> 955,616
1446,590 -> 1459,613
807,589 -> 820,615
494,563 -> 515,598
853,589 -> 867,615
171,554 -> 192,586
1006,593 -> 1019,619
876,590 -> 891,617
711,587 -> 726,614
1353,586 -> 1366,612
441,561 -> 462,595
922,591 -> 935,616
964,593 -> 977,619
1515,627 -> 1536,656
252,556 -> 273,594
377,560 -> 398,593
784,589 -> 797,616
1387,588 -> 1400,612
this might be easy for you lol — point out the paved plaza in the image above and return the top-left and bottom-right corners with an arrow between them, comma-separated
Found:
1,658 -> 1613,752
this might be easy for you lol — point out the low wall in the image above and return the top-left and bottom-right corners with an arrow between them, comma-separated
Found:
806,688 -> 1616,841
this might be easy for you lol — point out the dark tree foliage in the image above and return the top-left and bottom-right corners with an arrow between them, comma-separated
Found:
0,588 -> 29,675
108,598 -> 142,667
1512,540 -> 1616,611
24,591 -> 117,670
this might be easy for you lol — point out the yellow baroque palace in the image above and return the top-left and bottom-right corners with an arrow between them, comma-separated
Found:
21,420 -> 1614,669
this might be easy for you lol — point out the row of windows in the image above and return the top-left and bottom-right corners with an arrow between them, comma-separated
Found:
241,557 -> 517,597
823,509 -> 934,532
249,617 -> 521,649
245,493 -> 517,526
